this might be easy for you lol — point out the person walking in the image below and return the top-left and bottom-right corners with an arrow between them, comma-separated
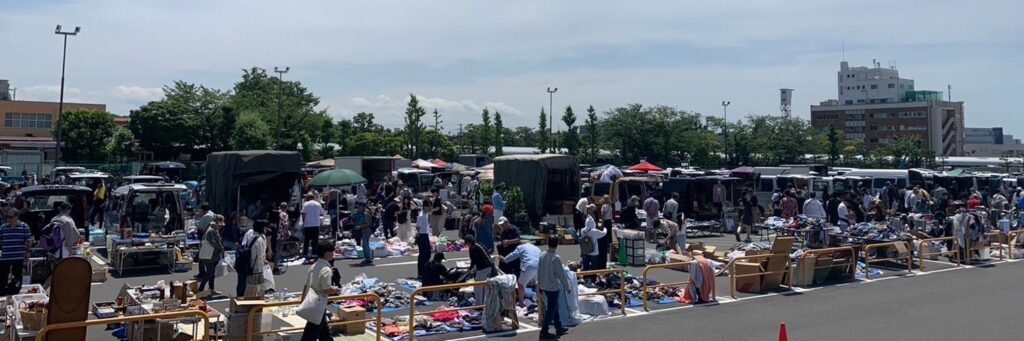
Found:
580,205 -> 606,271
301,194 -> 324,260
664,193 -> 680,225
238,221 -> 268,298
429,189 -> 446,237
415,208 -> 432,279
537,236 -> 571,339
780,190 -> 798,220
299,241 -> 341,341
198,215 -> 225,297
597,195 -> 614,269
0,210 -> 30,296
736,189 -> 757,242
802,192 -> 826,220
48,202 -> 80,261
492,186 -> 505,220
466,234 -> 494,304
642,193 -> 660,242
381,196 -> 400,240
354,203 -> 374,266
195,203 -> 215,237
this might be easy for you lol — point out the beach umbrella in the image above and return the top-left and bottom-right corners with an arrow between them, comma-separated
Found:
629,161 -> 664,173
308,169 -> 367,187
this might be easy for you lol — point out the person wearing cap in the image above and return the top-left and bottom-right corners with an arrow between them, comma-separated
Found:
198,214 -> 226,297
49,202 -> 80,260
497,216 -> 521,248
300,240 -> 341,341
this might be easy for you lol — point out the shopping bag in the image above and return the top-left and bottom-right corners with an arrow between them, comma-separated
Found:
263,264 -> 275,290
215,259 -> 233,278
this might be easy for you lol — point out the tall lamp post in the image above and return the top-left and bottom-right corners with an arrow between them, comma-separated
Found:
274,66 -> 290,149
546,87 -> 557,152
721,101 -> 730,165
54,25 -> 80,163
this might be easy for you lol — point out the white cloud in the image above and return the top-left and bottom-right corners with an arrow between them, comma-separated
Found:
111,85 -> 163,103
17,85 -> 83,103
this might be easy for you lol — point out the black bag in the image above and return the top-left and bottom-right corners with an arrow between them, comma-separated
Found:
579,229 -> 595,255
235,236 -> 259,276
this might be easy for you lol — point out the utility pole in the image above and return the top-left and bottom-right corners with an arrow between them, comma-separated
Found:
458,123 -> 464,154
546,87 -> 558,153
274,66 -> 290,149
722,101 -> 731,165
54,25 -> 80,164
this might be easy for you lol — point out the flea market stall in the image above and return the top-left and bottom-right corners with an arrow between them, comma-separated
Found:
493,154 -> 580,224
206,151 -> 302,225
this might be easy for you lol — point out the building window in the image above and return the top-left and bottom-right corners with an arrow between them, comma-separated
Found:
888,84 -> 895,88
845,100 -> 853,105
870,84 -> 878,89
4,113 -> 53,129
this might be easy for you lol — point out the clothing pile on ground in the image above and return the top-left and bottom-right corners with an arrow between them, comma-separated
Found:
846,222 -> 914,242
333,238 -> 413,259
338,273 -> 428,312
372,309 -> 485,340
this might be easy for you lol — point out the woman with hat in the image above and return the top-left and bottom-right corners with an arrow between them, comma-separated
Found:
198,214 -> 226,297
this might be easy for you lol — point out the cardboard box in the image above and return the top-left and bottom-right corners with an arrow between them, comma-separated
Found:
770,237 -> 795,254
337,306 -> 367,335
686,243 -> 705,252
91,268 -> 107,282
560,234 -> 575,245
667,253 -> 691,264
733,261 -> 763,293
893,242 -> 910,259
185,280 -> 199,294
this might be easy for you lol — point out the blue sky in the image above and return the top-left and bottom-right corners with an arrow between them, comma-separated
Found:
2,0 -> 1022,135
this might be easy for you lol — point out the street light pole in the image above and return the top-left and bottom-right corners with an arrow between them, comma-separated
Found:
547,87 -> 557,152
722,101 -> 731,165
54,25 -> 80,164
274,66 -> 290,149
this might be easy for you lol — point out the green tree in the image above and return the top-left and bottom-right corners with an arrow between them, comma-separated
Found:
826,124 -> 842,166
537,108 -> 549,153
842,139 -> 865,166
511,126 -> 537,147
352,112 -> 383,134
480,108 -> 492,155
335,119 -> 354,156
58,109 -> 115,162
887,135 -> 927,168
432,109 -> 442,131
403,94 -> 427,158
230,114 -> 273,150
129,81 -> 234,159
493,111 -> 504,156
106,126 -> 136,163
583,105 -> 600,162
420,129 -> 458,160
348,132 -> 404,156
561,105 -> 581,156
231,67 -> 325,150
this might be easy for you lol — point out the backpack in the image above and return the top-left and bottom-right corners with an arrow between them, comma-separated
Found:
235,235 -> 260,275
1017,196 -> 1024,209
579,227 -> 594,255
40,222 -> 63,256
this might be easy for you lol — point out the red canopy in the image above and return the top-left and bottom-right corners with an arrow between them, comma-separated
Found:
432,159 -> 449,167
628,161 -> 663,173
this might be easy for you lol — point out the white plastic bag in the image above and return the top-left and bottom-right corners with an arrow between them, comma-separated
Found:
215,259 -> 233,278
263,264 -> 275,290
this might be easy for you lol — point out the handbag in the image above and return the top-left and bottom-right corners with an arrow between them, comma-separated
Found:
199,238 -> 214,260
296,264 -> 328,324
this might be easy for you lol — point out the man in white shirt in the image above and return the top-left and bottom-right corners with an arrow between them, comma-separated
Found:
574,197 -> 589,234
802,192 -> 826,220
301,193 -> 324,259
415,209 -> 432,278
836,198 -> 851,230
862,191 -> 874,212
501,241 -> 541,306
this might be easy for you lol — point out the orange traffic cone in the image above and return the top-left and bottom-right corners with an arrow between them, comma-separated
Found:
778,321 -> 788,341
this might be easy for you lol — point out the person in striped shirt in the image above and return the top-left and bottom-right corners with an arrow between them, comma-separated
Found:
537,236 -> 571,339
0,209 -> 31,295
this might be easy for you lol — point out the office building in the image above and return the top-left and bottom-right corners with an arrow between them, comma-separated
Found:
963,127 -> 1024,157
810,61 -> 965,156
0,79 -> 107,160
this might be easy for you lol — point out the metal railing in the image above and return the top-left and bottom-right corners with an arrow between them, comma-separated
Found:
986,231 -> 1008,261
408,281 -> 491,341
640,262 -> 701,311
245,293 -> 383,341
916,237 -> 961,272
964,231 -> 1007,264
36,310 -> 211,341
862,241 -> 912,279
728,254 -> 792,299
790,246 -> 857,287
537,268 -> 628,322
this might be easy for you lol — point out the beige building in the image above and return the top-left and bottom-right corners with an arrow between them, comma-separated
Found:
0,81 -> 107,160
